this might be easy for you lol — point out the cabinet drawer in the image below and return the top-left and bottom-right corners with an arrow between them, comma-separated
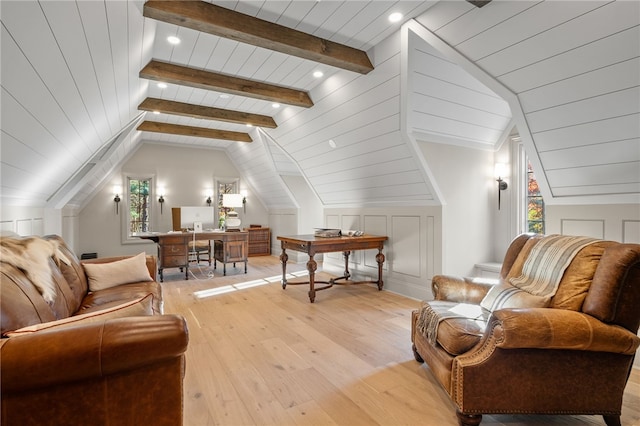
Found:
162,236 -> 187,245
249,242 -> 270,256
163,255 -> 186,267
164,244 -> 186,255
249,231 -> 270,242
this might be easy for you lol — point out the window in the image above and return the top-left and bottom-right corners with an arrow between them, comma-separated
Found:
128,178 -> 151,234
215,178 -> 238,227
526,161 -> 545,233
513,134 -> 545,235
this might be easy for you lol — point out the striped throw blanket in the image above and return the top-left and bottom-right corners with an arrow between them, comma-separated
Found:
509,234 -> 598,297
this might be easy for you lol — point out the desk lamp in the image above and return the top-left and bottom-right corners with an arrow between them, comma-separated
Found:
222,194 -> 244,231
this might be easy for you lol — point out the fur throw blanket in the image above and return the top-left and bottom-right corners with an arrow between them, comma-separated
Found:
0,236 -> 70,304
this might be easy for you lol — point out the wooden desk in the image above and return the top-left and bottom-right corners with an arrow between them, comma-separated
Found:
138,231 -> 248,281
277,234 -> 388,302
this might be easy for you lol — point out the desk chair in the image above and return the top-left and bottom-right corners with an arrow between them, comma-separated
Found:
188,240 -> 211,265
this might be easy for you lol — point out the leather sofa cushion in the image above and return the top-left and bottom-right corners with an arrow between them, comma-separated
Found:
506,237 -> 615,312
551,241 -> 616,311
78,281 -> 163,315
417,301 -> 490,356
5,294 -> 154,337
505,235 -> 542,280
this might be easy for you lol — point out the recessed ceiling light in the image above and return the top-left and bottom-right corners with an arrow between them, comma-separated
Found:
272,103 -> 281,109
167,36 -> 181,45
328,139 -> 337,148
153,110 -> 160,115
157,82 -> 167,89
313,70 -> 324,78
219,94 -> 230,99
388,12 -> 403,23
246,123 -> 253,127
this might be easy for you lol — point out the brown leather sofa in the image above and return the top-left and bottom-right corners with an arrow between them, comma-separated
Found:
411,233 -> 640,426
1,234 -> 189,426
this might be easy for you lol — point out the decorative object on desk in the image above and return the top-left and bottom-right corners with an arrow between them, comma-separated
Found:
113,185 -> 121,215
495,162 -> 508,210
158,186 -> 165,214
314,228 -> 341,238
222,193 -> 243,231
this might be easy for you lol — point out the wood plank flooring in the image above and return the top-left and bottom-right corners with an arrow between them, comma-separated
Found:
161,256 -> 640,426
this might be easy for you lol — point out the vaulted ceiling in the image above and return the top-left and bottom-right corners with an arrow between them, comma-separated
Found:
1,0 -> 638,210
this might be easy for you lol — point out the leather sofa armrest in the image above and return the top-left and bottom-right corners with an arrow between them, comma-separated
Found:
1,315 -> 188,393
432,275 -> 498,304
490,308 -> 640,355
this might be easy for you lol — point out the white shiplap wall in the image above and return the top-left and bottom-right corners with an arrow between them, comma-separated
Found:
407,30 -> 512,149
227,129 -> 299,210
1,0 -> 152,207
419,0 -> 640,204
267,31 -> 435,207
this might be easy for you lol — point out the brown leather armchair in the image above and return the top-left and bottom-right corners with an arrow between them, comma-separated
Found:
411,233 -> 640,426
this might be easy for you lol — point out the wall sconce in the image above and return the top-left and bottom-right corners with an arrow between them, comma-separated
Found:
206,189 -> 213,207
495,163 -> 508,210
158,186 -> 165,214
240,190 -> 248,213
113,185 -> 121,215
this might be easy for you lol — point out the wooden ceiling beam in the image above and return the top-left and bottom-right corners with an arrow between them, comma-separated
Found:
137,121 -> 252,142
138,97 -> 277,129
143,0 -> 374,75
140,60 -> 313,108
466,0 -> 492,8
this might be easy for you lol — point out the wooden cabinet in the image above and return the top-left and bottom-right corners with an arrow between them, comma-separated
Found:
247,227 -> 271,256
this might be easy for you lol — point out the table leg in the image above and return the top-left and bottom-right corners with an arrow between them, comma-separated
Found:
307,255 -> 317,303
159,268 -> 164,283
342,251 -> 351,280
280,249 -> 288,289
185,264 -> 189,280
376,249 -> 385,290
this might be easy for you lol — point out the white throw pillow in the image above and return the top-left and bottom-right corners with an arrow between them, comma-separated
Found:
480,281 -> 551,312
83,252 -> 153,292
5,294 -> 153,337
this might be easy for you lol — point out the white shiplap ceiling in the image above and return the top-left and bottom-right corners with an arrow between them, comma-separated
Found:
1,0 -> 638,210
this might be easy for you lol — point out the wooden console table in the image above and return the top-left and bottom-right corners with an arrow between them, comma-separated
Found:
277,234 -> 388,303
138,231 -> 248,281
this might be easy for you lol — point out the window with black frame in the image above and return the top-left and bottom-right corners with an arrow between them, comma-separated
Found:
129,178 -> 151,234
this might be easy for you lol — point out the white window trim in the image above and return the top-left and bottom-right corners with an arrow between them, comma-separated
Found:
513,140 -> 528,236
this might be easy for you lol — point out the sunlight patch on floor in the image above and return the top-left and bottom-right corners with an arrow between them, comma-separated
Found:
193,271 -> 309,299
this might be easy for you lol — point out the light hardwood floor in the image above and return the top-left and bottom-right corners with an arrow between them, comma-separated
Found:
161,256 -> 640,426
